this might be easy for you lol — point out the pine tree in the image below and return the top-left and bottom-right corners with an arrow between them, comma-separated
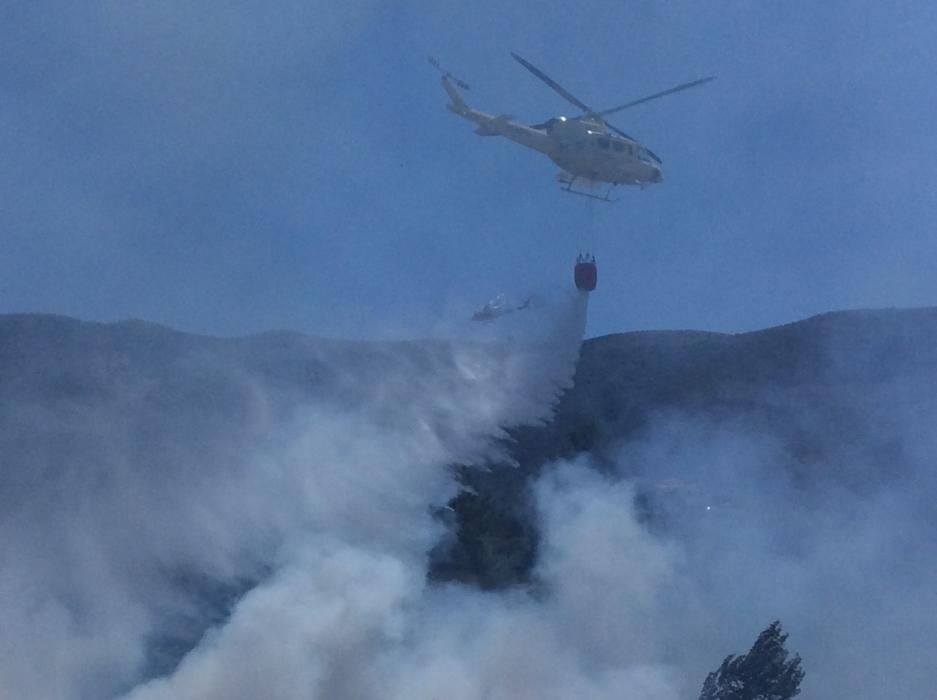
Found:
699,620 -> 805,700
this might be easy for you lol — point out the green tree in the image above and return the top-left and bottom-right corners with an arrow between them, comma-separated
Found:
699,620 -> 805,700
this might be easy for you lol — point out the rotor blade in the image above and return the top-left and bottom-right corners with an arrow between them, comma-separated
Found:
605,122 -> 636,142
598,76 -> 715,116
511,52 -> 595,115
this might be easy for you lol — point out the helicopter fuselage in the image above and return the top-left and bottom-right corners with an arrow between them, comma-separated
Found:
441,76 -> 662,188
543,116 -> 662,186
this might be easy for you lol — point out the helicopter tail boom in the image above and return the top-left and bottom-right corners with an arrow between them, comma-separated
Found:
474,114 -> 514,136
436,67 -> 552,155
442,76 -> 470,116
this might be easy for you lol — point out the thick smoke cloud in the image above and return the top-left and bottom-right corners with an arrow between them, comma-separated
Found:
0,292 -> 588,699
599,328 -> 937,699
4,303 -> 937,699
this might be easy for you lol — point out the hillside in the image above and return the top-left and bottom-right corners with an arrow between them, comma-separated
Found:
443,307 -> 937,586
2,309 -> 936,698
5,308 -> 936,591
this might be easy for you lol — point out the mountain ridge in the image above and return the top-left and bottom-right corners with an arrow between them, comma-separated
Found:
3,306 -> 936,685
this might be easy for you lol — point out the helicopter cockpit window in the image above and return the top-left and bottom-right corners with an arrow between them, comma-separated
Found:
598,138 -> 610,149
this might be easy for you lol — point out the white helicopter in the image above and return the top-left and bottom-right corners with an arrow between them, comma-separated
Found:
470,294 -> 531,321
431,54 -> 714,201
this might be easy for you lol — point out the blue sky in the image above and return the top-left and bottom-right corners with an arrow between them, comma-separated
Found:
3,1 -> 937,338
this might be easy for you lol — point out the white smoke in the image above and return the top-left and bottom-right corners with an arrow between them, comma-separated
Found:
4,301 -> 935,700
1,291 -> 606,699
118,291 -> 595,700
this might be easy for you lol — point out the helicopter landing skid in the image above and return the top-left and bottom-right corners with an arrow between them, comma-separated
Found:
560,183 -> 618,203
558,176 -> 618,202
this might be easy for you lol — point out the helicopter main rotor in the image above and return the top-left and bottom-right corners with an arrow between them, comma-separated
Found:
510,52 -> 714,161
510,52 -> 595,115
597,76 -> 716,117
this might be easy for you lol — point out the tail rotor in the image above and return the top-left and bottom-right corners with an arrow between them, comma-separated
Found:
428,56 -> 470,90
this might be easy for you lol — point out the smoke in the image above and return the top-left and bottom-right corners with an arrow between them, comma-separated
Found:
122,456 -> 687,700
0,291 -> 592,699
3,301 -> 936,700
595,327 -> 937,699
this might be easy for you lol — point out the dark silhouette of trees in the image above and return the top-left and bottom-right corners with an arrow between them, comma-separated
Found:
699,620 -> 805,700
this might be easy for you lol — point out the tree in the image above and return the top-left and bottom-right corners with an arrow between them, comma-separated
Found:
699,620 -> 805,700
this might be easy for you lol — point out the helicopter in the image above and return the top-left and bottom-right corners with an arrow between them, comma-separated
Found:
470,294 -> 532,321
431,54 -> 714,201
